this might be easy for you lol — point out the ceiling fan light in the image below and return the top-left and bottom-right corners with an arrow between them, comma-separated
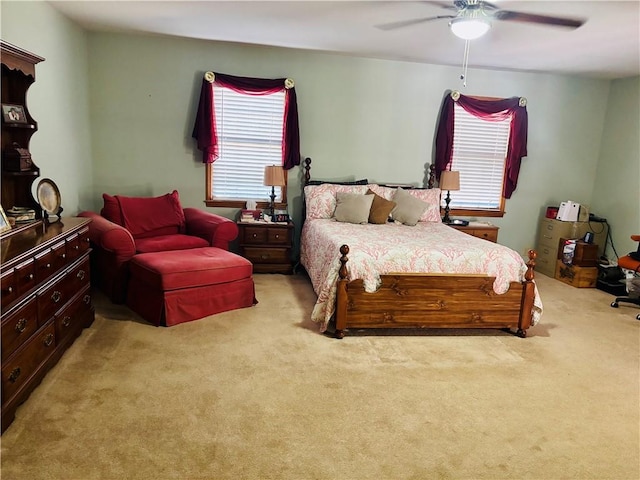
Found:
449,17 -> 491,40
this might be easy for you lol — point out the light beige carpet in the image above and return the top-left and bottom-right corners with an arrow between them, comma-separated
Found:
1,273 -> 638,480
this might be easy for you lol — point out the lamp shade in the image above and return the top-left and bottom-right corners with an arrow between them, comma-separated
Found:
449,17 -> 491,40
439,170 -> 460,191
264,165 -> 285,187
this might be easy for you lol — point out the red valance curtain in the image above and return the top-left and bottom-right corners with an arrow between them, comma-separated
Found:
192,72 -> 300,170
434,91 -> 528,199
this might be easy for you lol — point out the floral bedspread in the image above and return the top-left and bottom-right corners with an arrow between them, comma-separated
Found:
300,219 -> 543,332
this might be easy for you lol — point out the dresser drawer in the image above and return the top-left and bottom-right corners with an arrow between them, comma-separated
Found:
243,247 -> 290,264
0,269 -> 18,309
266,227 -> 291,245
1,322 -> 55,404
37,275 -> 67,327
468,228 -> 498,242
55,286 -> 91,346
1,297 -> 38,362
66,257 -> 91,296
14,258 -> 36,297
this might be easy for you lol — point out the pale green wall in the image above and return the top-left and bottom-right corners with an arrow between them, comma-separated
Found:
86,31 -> 612,257
591,76 -> 640,258
3,1 -> 635,264
0,1 -> 92,215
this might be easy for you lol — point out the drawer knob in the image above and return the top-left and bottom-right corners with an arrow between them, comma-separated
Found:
28,273 -> 34,280
73,245 -> 80,251
61,253 -> 66,259
43,333 -> 54,347
15,318 -> 27,333
6,286 -> 13,293
275,234 -> 280,239
77,270 -> 86,281
252,233 -> 257,238
83,294 -> 91,305
8,367 -> 21,383
261,254 -> 269,260
52,290 -> 62,303
46,263 -> 51,269
62,316 -> 71,327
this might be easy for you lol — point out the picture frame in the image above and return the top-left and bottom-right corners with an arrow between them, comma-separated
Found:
1,103 -> 28,124
0,205 -> 12,234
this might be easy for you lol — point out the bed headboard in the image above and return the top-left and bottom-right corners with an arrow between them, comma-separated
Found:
302,157 -> 437,189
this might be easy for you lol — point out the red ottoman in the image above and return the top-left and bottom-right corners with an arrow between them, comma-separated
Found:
127,247 -> 256,326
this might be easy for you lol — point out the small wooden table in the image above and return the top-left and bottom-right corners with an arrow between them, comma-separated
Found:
237,221 -> 294,274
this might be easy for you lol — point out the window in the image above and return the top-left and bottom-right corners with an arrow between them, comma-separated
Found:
206,87 -> 286,207
446,103 -> 512,214
434,92 -> 528,218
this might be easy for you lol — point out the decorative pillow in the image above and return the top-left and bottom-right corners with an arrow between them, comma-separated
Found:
406,188 -> 442,223
101,193 -> 123,226
115,190 -> 186,238
391,187 -> 428,226
333,193 -> 374,224
366,189 -> 396,224
305,184 -> 369,219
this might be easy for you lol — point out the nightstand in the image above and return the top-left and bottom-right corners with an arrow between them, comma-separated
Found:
450,223 -> 499,243
237,221 -> 294,274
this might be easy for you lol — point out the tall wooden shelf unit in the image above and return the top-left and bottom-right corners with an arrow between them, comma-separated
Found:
1,41 -> 96,433
1,40 -> 44,216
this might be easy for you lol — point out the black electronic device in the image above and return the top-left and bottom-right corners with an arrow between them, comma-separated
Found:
589,213 -> 607,223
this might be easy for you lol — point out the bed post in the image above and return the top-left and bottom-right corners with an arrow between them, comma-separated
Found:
304,157 -> 311,186
334,244 -> 350,339
428,164 -> 436,189
517,249 -> 537,337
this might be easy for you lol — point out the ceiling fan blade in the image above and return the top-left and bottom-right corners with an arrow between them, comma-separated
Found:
421,1 -> 458,11
494,10 -> 585,29
375,15 -> 456,31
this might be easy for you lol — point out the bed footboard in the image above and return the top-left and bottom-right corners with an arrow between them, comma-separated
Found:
333,245 -> 537,339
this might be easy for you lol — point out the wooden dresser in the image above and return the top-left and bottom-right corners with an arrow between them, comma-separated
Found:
1,218 -> 94,432
237,221 -> 294,274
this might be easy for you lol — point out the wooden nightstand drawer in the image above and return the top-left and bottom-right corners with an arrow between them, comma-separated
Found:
451,224 -> 499,243
241,226 -> 268,245
243,247 -> 290,264
267,228 -> 291,245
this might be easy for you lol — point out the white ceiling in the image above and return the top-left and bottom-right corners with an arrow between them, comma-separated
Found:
49,0 -> 640,79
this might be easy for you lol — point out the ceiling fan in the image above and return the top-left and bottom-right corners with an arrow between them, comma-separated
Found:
376,1 -> 586,40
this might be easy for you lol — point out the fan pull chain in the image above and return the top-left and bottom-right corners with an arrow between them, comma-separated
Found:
460,39 -> 470,87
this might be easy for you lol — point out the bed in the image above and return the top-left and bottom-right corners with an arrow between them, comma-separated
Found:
299,158 -> 542,338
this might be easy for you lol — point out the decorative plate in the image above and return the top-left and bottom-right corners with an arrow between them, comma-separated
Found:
36,178 -> 62,217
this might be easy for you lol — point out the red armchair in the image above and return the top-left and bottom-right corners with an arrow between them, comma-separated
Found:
79,190 -> 238,304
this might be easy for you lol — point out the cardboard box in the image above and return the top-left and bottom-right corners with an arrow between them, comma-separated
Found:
557,238 -> 598,267
555,260 -> 598,288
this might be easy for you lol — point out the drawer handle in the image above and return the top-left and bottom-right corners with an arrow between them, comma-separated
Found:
252,233 -> 257,238
275,234 -> 280,239
15,318 -> 28,333
51,290 -> 62,303
46,263 -> 51,269
27,273 -> 34,281
62,316 -> 71,327
261,254 -> 269,260
73,245 -> 80,251
84,237 -> 90,243
547,225 -> 553,231
43,333 -> 54,347
61,253 -> 66,259
77,270 -> 86,281
543,235 -> 552,240
8,367 -> 21,383
83,294 -> 91,305
6,286 -> 13,293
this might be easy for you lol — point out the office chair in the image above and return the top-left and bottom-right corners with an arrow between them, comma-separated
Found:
610,234 -> 640,320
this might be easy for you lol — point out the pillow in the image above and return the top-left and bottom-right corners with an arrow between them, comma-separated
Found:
391,187 -> 428,226
101,193 -> 123,226
115,190 -> 186,238
333,193 -> 374,224
366,189 -> 396,224
305,184 -> 369,219
406,188 -> 442,223
367,184 -> 396,201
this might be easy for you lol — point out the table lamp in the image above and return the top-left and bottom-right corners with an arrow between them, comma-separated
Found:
439,170 -> 460,224
263,165 -> 285,219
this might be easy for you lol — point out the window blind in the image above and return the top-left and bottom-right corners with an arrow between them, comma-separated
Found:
212,87 -> 285,200
448,103 -> 512,210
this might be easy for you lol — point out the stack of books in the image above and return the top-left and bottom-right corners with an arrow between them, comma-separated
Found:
240,209 -> 261,222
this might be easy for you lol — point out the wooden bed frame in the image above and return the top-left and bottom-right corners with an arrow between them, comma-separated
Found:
301,158 -> 538,339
